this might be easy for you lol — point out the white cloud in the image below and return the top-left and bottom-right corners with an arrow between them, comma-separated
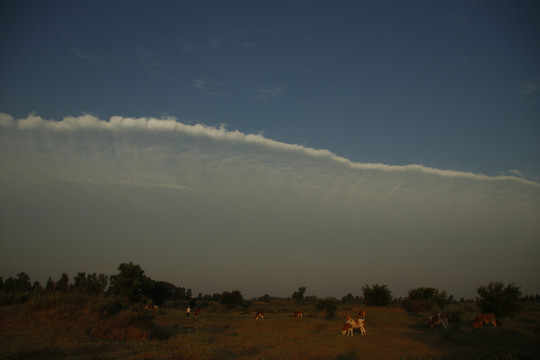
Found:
255,83 -> 287,100
508,169 -> 524,177
2,113 -> 536,187
192,78 -> 229,97
1,113 -> 539,298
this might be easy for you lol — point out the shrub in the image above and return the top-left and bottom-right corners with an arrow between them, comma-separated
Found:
477,281 -> 522,321
292,287 -> 306,303
402,287 -> 451,313
407,300 -> 432,313
362,284 -> 392,306
92,297 -> 127,316
220,290 -> 244,308
316,297 -> 339,320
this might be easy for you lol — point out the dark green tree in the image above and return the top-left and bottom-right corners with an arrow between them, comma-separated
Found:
72,272 -> 88,293
109,262 -> 151,303
31,281 -> 42,293
362,284 -> 392,306
2,273 -> 32,293
148,280 -> 177,306
477,281 -> 522,321
341,293 -> 356,304
220,290 -> 244,307
92,273 -> 109,295
56,273 -> 70,293
17,272 -> 32,292
45,277 -> 55,293
70,272 -> 107,295
292,287 -> 306,303
403,287 -> 451,312
316,297 -> 339,320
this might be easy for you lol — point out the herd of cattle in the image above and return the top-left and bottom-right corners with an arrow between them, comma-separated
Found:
427,312 -> 497,330
145,304 -> 497,335
257,309 -> 497,336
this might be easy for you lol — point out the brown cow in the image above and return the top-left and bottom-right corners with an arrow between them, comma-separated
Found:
343,318 -> 366,336
293,310 -> 303,318
357,310 -> 366,319
473,313 -> 497,328
255,311 -> 264,320
428,313 -> 449,329
341,322 -> 354,336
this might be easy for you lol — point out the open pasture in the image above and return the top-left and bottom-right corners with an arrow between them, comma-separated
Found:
1,302 -> 539,359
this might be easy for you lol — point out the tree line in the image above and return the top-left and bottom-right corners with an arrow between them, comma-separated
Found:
1,263 -> 537,322
0,262 -> 193,307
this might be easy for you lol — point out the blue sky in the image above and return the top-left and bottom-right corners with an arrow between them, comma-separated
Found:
1,1 -> 539,299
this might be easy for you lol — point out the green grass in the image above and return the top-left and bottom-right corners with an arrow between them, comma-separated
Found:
1,301 -> 539,359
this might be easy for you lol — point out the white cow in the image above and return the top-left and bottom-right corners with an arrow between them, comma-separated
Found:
342,317 -> 366,336
341,322 -> 354,336
428,313 -> 449,329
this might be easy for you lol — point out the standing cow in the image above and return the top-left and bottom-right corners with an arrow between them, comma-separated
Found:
342,316 -> 366,336
357,310 -> 366,320
428,313 -> 449,329
473,313 -> 497,328
341,322 -> 354,336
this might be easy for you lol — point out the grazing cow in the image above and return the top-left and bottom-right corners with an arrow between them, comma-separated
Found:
255,311 -> 264,320
428,313 -> 449,329
473,313 -> 497,328
357,310 -> 366,320
344,318 -> 366,336
144,304 -> 159,310
341,322 -> 354,336
293,310 -> 303,318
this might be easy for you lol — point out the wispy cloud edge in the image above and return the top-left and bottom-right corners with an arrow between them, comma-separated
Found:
1,112 -> 538,187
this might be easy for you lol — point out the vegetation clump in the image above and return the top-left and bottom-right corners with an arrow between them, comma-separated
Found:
477,281 -> 522,322
316,297 -> 339,319
402,287 -> 451,313
2,266 -> 540,359
362,284 -> 393,306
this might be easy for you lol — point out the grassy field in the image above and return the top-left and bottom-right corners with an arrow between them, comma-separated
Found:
1,300 -> 539,360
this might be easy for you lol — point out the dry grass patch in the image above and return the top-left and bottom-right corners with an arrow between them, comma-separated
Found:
2,303 -> 540,359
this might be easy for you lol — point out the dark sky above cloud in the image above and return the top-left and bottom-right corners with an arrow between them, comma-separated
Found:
1,114 -> 539,299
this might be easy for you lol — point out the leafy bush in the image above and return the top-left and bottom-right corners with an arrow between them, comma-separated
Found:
108,262 -> 152,303
91,297 -> 127,316
0,291 -> 29,306
362,284 -> 392,306
316,297 -> 339,320
477,281 -> 522,321
402,287 -> 451,313
292,287 -> 306,303
220,290 -> 244,308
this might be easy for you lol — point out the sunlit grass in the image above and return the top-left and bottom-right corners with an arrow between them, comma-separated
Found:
1,302 -> 539,359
